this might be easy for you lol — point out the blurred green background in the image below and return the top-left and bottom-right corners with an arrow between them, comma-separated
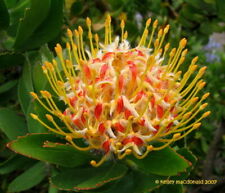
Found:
0,0 -> 225,192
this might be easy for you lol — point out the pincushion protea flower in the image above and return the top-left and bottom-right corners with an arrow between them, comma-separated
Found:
30,15 -> 210,167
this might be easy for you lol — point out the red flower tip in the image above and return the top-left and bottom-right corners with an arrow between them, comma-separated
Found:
94,103 -> 103,120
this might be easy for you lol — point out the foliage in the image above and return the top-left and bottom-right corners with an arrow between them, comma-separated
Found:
0,0 -> 225,193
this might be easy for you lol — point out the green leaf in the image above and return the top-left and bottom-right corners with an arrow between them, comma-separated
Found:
40,44 -> 54,61
0,52 -> 24,69
14,0 -> 51,49
156,184 -> 183,193
178,15 -> 195,29
86,172 -> 135,193
185,0 -> 211,9
204,0 -> 216,3
0,0 -> 10,30
6,0 -> 30,37
70,0 -> 84,16
200,21 -> 223,35
0,85 -> 18,107
0,155 -> 34,175
181,5 -> 204,22
0,80 -> 17,94
8,162 -> 47,192
26,100 -> 48,133
171,148 -> 197,180
17,49 -> 52,133
50,163 -> 128,191
7,133 -> 92,167
4,0 -> 21,8
59,170 -> 167,193
177,148 -> 197,168
23,47 -> 56,133
18,54 -> 35,114
0,108 -> 27,140
216,0 -> 225,20
132,171 -> 167,193
22,0 -> 63,50
32,45 -> 53,93
57,170 -> 166,193
48,184 -> 59,193
13,0 -> 63,50
32,61 -> 48,92
127,147 -> 190,176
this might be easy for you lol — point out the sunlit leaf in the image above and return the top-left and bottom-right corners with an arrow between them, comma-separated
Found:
51,163 -> 128,191
7,133 -> 92,167
127,147 -> 190,176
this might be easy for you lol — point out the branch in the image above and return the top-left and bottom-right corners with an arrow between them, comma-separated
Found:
201,119 -> 225,192
203,120 -> 225,179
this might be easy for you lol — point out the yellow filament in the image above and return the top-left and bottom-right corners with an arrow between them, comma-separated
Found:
167,39 -> 186,73
162,48 -> 177,78
72,43 -> 81,66
55,45 -> 72,80
153,39 -> 160,54
173,56 -> 185,73
120,20 -> 125,42
118,149 -> 132,160
124,31 -> 128,40
58,114 -> 83,137
173,98 -> 201,123
171,103 -> 208,131
44,73 -> 60,96
138,18 -> 151,47
153,135 -> 179,150
55,81 -> 76,113
131,56 -> 155,98
94,34 -> 99,53
181,67 -> 207,97
162,43 -> 170,59
52,59 -> 64,82
66,135 -> 92,151
43,64 -> 61,96
66,42 -> 73,64
74,30 -> 82,60
104,16 -> 109,45
40,91 -> 57,112
147,19 -> 158,48
170,124 -> 202,141
158,25 -> 170,50
30,113 -> 63,135
161,112 -> 209,138
179,64 -> 198,91
30,92 -> 53,113
78,26 -> 87,61
90,154 -> 108,167
66,59 -> 76,78
46,114 -> 67,135
132,145 -> 153,159
169,118 -> 202,134
150,98 -> 203,142
138,93 -> 152,118
138,29 -> 149,47
86,17 -> 94,55
159,80 -> 177,105
49,97 -> 62,113
180,81 -> 205,106
67,30 -> 80,65
107,14 -> 112,43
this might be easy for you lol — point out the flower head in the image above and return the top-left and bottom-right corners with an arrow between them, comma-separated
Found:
30,15 -> 210,167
